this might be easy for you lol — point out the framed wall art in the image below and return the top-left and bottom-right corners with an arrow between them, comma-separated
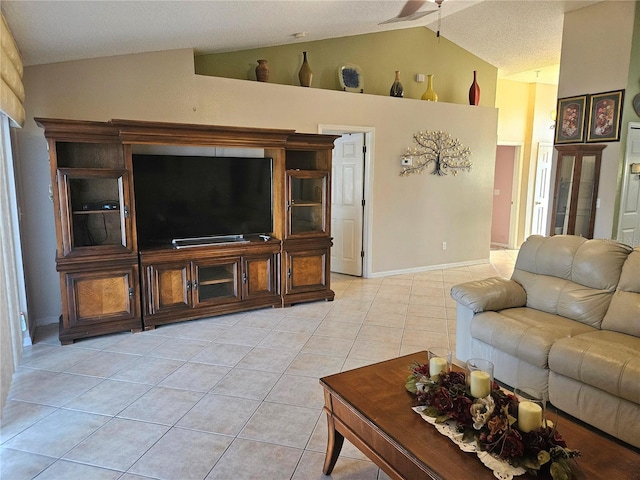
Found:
586,89 -> 625,142
554,95 -> 587,144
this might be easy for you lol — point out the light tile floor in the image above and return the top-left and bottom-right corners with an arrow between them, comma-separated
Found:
1,250 -> 518,480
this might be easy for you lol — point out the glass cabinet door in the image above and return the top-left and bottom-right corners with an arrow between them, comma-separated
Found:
57,168 -> 131,255
574,155 -> 597,237
554,155 -> 575,235
286,170 -> 328,237
552,144 -> 604,239
194,259 -> 240,306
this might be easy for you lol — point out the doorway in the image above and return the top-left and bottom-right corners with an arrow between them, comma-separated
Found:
491,145 -> 518,248
530,142 -> 553,236
617,122 -> 640,247
320,125 -> 374,277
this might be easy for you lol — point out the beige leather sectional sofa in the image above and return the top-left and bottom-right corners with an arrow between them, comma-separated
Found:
451,235 -> 640,448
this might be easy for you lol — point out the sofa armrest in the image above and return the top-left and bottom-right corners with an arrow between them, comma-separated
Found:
450,277 -> 526,313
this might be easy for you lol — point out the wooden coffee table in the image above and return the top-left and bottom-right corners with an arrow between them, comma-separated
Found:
320,351 -> 640,480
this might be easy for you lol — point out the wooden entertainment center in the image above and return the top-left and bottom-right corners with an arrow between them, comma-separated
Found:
36,118 -> 339,344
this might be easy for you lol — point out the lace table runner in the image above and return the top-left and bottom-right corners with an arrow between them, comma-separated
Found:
413,406 -> 526,480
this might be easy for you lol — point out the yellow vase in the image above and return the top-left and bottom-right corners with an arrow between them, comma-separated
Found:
421,74 -> 438,102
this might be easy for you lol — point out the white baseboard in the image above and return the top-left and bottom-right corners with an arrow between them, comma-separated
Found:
368,258 -> 490,278
36,315 -> 59,327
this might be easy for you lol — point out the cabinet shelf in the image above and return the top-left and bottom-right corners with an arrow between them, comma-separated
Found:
291,201 -> 322,207
199,277 -> 234,286
73,210 -> 120,215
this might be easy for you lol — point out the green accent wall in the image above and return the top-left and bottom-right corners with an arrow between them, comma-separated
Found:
195,27 -> 497,106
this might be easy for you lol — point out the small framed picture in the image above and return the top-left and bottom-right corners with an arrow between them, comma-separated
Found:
586,89 -> 625,142
554,95 -> 588,144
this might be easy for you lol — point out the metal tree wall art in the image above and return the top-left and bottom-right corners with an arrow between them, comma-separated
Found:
400,130 -> 472,176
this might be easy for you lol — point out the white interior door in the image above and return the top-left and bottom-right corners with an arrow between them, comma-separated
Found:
617,123 -> 640,247
531,143 -> 553,236
331,133 -> 364,276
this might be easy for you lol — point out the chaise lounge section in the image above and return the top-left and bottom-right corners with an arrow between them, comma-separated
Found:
451,235 -> 640,448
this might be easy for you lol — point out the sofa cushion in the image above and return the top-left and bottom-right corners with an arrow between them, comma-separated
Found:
513,234 -> 585,280
549,330 -> 640,405
450,277 -> 526,313
511,235 -> 632,328
601,248 -> 640,337
469,307 -> 595,369
510,271 -> 617,328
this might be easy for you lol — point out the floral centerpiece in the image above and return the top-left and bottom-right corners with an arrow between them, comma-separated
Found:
406,362 -> 580,480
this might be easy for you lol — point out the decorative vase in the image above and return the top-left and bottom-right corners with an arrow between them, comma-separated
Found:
421,74 -> 438,101
298,51 -> 313,87
469,70 -> 480,105
389,70 -> 404,97
255,59 -> 269,82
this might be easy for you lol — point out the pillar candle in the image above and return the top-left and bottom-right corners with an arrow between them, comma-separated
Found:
429,357 -> 448,380
469,370 -> 491,398
518,400 -> 543,433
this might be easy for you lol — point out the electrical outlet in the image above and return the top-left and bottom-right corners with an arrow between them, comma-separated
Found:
442,242 -> 447,250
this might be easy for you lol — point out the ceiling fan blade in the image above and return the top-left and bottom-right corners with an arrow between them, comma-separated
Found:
399,0 -> 428,18
378,8 -> 437,25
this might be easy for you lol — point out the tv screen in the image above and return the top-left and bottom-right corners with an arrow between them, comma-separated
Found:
132,154 -> 273,247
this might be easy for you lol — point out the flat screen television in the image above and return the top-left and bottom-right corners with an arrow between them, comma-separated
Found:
132,154 -> 273,247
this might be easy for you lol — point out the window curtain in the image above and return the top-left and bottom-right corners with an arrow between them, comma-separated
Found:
0,116 -> 25,410
1,12 -> 24,128
0,12 -> 25,410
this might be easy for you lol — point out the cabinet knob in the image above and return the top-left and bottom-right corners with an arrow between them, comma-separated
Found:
287,268 -> 292,278
242,272 -> 247,283
129,287 -> 134,298
186,280 -> 191,291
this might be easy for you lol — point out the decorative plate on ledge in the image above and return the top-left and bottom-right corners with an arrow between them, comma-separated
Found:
339,64 -> 364,93
633,93 -> 640,117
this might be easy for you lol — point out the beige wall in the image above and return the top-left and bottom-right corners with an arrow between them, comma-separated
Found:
195,27 -> 498,106
18,49 -> 498,325
495,79 -> 557,244
558,0 -> 636,239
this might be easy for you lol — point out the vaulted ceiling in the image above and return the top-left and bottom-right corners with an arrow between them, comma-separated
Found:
2,0 -> 601,84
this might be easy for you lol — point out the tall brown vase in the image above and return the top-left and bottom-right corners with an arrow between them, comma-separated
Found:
255,59 -> 269,82
298,51 -> 313,87
390,71 -> 404,97
469,70 -> 480,106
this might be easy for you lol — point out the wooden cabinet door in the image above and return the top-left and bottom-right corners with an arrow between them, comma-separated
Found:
284,247 -> 329,295
243,253 -> 278,300
286,170 -> 329,238
193,257 -> 241,307
57,168 -> 134,256
146,262 -> 192,316
61,265 -> 141,341
551,145 -> 605,239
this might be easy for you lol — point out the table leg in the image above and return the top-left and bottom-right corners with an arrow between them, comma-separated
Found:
322,407 -> 345,475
